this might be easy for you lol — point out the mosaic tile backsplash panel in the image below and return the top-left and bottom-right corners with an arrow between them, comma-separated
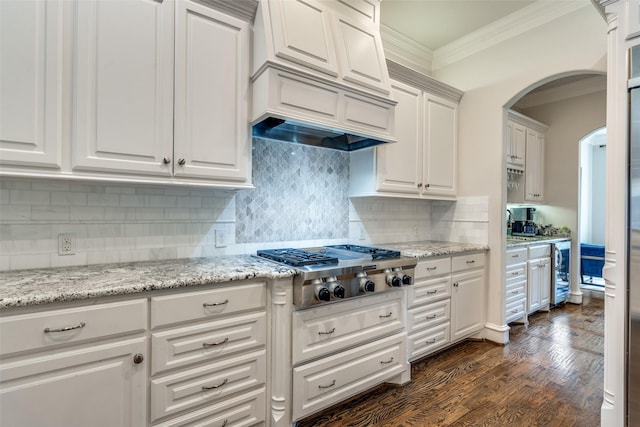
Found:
236,138 -> 350,243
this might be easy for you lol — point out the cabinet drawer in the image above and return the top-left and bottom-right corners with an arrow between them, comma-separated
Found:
505,280 -> 526,305
506,299 -> 527,323
451,252 -> 485,272
506,248 -> 527,266
151,312 -> 266,375
407,299 -> 450,333
292,333 -> 405,420
408,274 -> 451,307
150,349 -> 266,422
152,388 -> 265,427
151,282 -> 266,329
528,244 -> 550,259
415,257 -> 451,279
506,263 -> 527,284
292,292 -> 403,365
0,299 -> 147,356
408,322 -> 450,361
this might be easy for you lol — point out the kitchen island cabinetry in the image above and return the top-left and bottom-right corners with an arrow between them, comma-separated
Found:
0,300 -> 148,427
349,63 -> 462,200
0,0 -> 253,189
451,252 -> 486,341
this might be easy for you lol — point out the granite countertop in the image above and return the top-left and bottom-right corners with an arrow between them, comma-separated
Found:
0,255 -> 296,309
380,240 -> 489,259
506,235 -> 571,247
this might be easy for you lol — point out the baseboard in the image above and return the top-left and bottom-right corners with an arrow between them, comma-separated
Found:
484,322 -> 510,344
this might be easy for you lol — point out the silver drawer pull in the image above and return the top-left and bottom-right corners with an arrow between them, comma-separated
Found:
511,309 -> 519,313
379,312 -> 393,319
203,299 -> 229,307
426,266 -> 437,271
202,378 -> 228,390
466,260 -> 476,264
511,272 -> 519,276
380,357 -> 394,365
318,380 -> 336,389
511,254 -> 520,258
426,338 -> 437,344
44,322 -> 86,333
203,337 -> 230,347
318,328 -> 335,335
426,289 -> 438,294
426,314 -> 438,319
511,290 -> 519,294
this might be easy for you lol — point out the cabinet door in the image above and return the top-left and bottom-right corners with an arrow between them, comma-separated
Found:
332,12 -> 391,95
539,257 -> 551,307
527,259 -> 541,312
524,129 -> 544,202
267,0 -> 339,77
451,269 -> 484,341
507,121 -> 526,168
173,0 -> 250,183
0,337 -> 147,427
376,80 -> 421,194
422,94 -> 457,197
0,0 -> 63,168
72,0 -> 174,176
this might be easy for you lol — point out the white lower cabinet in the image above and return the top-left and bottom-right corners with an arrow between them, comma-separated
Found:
451,253 -> 486,341
0,300 -> 149,427
291,291 -> 406,421
527,244 -> 551,314
505,247 -> 528,324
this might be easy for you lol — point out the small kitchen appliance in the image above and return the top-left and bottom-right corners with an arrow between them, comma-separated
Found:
510,207 -> 538,236
257,244 -> 416,308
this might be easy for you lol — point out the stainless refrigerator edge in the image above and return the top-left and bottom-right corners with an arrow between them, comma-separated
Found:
628,45 -> 640,427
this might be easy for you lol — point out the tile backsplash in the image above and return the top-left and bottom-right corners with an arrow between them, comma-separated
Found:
0,139 -> 489,271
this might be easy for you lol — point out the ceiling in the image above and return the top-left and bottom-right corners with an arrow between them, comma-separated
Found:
380,0 -> 536,51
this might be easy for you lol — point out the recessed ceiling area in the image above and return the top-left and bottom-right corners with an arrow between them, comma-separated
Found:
380,0 -> 535,51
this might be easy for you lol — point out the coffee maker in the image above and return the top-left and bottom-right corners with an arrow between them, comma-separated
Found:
511,207 -> 537,236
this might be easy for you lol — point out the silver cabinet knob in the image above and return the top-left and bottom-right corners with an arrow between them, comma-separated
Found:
417,183 -> 423,188
178,158 -> 186,166
163,157 -> 171,164
133,353 -> 144,364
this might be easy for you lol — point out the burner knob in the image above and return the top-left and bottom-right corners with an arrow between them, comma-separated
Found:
360,279 -> 376,293
387,275 -> 401,287
315,286 -> 331,302
331,284 -> 345,298
402,274 -> 412,285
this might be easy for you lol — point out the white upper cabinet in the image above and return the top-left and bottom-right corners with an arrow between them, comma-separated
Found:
173,0 -> 250,182
0,0 -> 63,169
350,67 -> 462,200
506,121 -> 526,169
524,129 -> 545,202
422,94 -> 457,198
72,0 -> 175,176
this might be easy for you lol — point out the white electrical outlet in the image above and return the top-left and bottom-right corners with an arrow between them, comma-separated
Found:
215,230 -> 227,248
58,233 -> 76,255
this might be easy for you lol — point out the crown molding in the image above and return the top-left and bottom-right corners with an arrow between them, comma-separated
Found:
387,60 -> 464,103
508,110 -> 549,132
433,1 -> 588,71
380,24 -> 433,76
194,0 -> 258,23
514,75 -> 606,109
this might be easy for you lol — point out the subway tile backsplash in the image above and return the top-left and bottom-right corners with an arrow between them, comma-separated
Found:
0,139 -> 488,271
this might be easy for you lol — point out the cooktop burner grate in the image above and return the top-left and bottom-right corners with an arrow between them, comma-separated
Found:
256,248 -> 338,267
325,244 -> 400,260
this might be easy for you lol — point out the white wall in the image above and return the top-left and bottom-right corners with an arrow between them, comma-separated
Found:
432,3 -> 607,342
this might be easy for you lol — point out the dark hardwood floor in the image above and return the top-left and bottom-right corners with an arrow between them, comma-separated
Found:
296,290 -> 604,427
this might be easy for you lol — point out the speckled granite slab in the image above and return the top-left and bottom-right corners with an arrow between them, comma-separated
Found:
506,236 -> 571,247
379,241 -> 489,259
0,255 -> 296,309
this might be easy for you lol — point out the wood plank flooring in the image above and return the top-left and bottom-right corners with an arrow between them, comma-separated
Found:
296,290 -> 604,427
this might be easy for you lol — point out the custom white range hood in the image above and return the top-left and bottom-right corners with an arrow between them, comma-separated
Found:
251,0 -> 397,151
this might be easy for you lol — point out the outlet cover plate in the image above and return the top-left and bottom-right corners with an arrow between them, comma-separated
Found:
58,233 -> 76,255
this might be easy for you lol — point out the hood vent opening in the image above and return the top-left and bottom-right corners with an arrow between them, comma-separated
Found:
253,117 -> 389,151
251,0 -> 396,152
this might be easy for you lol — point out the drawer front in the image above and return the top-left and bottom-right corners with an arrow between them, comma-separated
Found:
292,292 -> 403,365
408,275 -> 452,308
151,312 -> 267,375
151,282 -> 266,329
150,349 -> 266,422
506,248 -> 527,266
505,280 -> 527,305
408,322 -> 450,361
407,299 -> 450,333
451,252 -> 485,272
414,257 -> 451,279
152,388 -> 265,427
528,244 -> 551,259
506,263 -> 527,284
0,299 -> 147,356
506,299 -> 527,323
292,333 -> 405,420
